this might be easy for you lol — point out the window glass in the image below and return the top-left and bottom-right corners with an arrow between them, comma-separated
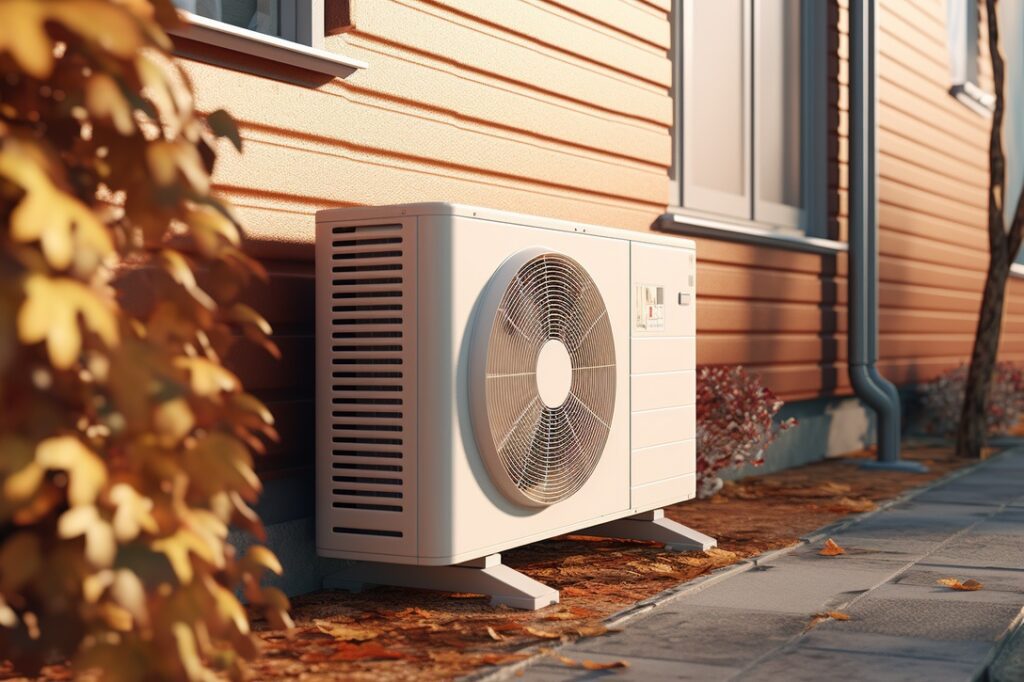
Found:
756,0 -> 803,212
688,0 -> 746,199
174,0 -> 280,38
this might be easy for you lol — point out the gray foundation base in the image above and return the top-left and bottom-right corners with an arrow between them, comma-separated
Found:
581,509 -> 717,551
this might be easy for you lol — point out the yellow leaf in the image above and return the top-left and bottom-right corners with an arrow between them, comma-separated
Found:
86,74 -> 134,135
555,655 -> 629,670
35,436 -> 108,506
937,577 -> 984,591
190,204 -> 241,257
314,619 -> 378,642
152,528 -> 220,584
83,570 -> 115,603
19,276 -> 119,369
111,569 -> 148,627
162,250 -> 215,310
153,397 -> 195,444
58,505 -> 116,567
174,357 -> 239,397
242,545 -> 283,576
0,2 -> 55,78
109,483 -> 158,542
146,140 -> 210,193
204,574 -> 249,635
172,622 -> 207,682
185,432 -> 260,499
0,140 -> 114,271
819,538 -> 845,556
486,626 -> 503,641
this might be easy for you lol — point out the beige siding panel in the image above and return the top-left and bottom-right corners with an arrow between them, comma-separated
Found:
879,155 -> 988,208
879,225 -> 989,272
698,264 -> 843,305
879,179 -> 986,227
879,206 -> 989,255
332,39 -> 670,164
542,0 -> 671,49
699,300 -> 833,334
187,68 -> 665,205
878,129 -> 987,188
429,0 -> 671,85
348,0 -> 672,124
879,105 -> 989,171
879,256 -> 985,293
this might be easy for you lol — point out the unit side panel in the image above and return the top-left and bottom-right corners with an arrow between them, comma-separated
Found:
630,243 -> 697,510
316,218 -> 418,558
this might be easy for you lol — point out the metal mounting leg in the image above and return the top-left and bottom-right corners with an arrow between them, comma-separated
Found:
581,509 -> 717,552
322,553 -> 559,610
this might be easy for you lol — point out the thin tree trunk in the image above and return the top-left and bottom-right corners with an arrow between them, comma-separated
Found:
955,0 -> 1021,458
957,255 -> 1010,457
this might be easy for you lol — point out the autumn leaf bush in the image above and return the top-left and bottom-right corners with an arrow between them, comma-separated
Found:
919,362 -> 1024,439
696,365 -> 796,498
0,0 -> 290,678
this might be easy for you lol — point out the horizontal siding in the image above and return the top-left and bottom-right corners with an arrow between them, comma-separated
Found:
179,0 -> 1024,483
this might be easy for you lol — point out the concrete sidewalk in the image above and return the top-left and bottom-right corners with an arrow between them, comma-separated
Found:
507,448 -> 1024,681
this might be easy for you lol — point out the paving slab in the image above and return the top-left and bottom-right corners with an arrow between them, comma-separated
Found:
742,644 -> 981,682
495,447 -> 1024,682
566,607 -> 808,668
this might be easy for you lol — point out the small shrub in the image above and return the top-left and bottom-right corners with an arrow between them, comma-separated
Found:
696,365 -> 796,498
919,362 -> 1024,438
0,1 -> 289,679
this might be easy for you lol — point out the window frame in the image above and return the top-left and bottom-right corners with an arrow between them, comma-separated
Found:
170,1 -> 366,77
670,0 -> 828,239
945,0 -> 995,116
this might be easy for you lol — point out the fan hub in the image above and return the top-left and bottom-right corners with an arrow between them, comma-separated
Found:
535,340 -> 573,408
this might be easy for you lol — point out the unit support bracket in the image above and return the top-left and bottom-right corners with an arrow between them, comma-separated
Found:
580,509 -> 717,552
322,553 -> 558,611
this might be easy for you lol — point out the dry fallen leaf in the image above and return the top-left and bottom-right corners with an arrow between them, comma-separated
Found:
485,626 -> 503,641
936,578 -> 984,591
819,538 -> 845,556
574,623 -> 618,638
300,642 -> 407,662
313,619 -> 379,642
806,611 -> 850,631
828,497 -> 877,513
522,625 -> 563,639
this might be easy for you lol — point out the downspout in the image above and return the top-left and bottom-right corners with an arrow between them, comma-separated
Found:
848,0 -> 927,472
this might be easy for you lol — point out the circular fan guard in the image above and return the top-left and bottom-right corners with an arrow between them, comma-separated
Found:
470,250 -> 616,507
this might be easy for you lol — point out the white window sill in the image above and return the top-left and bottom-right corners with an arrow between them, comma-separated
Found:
1010,263 -> 1024,279
170,12 -> 367,78
949,82 -> 995,118
657,211 -> 848,255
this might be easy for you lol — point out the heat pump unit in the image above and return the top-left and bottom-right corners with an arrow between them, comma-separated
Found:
315,204 -> 713,609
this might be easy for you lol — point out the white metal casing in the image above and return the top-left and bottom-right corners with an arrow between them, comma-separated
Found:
316,203 -> 697,566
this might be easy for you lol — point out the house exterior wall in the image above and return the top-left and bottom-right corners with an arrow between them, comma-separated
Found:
172,0 -> 1022,486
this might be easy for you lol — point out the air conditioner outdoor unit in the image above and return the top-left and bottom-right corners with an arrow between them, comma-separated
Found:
315,203 -> 713,609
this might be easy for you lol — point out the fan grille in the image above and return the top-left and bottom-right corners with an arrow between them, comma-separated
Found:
482,253 -> 615,506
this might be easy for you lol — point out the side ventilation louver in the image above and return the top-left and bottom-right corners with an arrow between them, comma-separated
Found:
327,223 -> 416,546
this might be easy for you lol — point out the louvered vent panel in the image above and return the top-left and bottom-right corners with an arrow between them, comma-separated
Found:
327,223 -> 416,551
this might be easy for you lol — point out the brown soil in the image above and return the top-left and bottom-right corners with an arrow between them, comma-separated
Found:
249,444 -> 971,681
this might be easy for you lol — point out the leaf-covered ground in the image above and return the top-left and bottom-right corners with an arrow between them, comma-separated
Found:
248,444 -> 971,681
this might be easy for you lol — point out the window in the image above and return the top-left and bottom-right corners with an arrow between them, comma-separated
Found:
945,0 -> 995,115
675,0 -> 826,236
173,0 -> 323,46
170,0 -> 365,77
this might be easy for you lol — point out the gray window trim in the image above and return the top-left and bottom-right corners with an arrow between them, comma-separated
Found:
657,210 -> 848,255
946,0 -> 995,116
671,0 -> 828,237
171,5 -> 366,78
